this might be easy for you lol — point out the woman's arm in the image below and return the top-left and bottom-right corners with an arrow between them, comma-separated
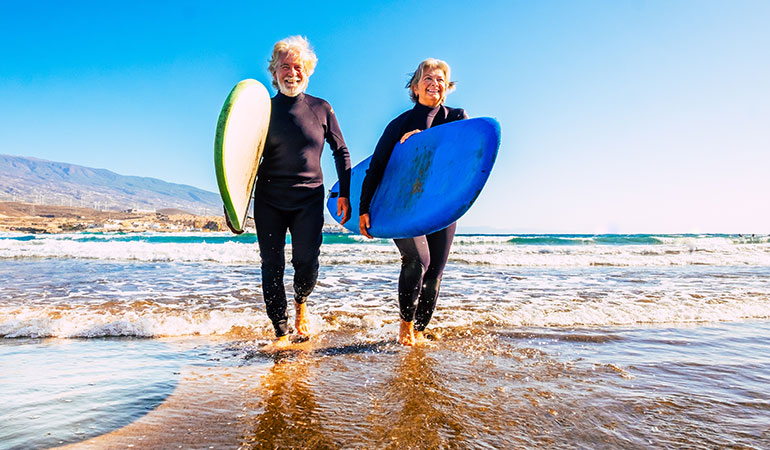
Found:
359,116 -> 404,216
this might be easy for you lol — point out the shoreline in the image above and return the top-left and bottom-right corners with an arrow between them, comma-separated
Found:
53,365 -> 271,450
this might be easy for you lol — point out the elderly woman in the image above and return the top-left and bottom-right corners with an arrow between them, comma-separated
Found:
359,58 -> 468,346
255,36 -> 351,348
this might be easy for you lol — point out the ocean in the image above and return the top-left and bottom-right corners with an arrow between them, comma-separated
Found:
1,232 -> 769,449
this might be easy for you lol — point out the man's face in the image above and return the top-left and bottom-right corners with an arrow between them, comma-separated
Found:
274,52 -> 307,97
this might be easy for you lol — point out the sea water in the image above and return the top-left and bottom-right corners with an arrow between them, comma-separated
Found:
1,232 -> 769,448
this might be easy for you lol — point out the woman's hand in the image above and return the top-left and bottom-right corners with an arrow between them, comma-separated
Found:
337,197 -> 351,225
400,129 -> 422,144
359,213 -> 373,239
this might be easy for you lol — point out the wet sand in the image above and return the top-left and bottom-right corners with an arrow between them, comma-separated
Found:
54,365 -> 270,450
40,324 -> 770,449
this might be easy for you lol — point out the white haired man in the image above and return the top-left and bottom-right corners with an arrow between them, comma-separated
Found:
255,36 -> 351,348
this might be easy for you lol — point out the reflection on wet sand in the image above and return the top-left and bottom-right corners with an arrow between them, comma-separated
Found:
237,332 -> 587,449
51,327 -> 769,449
242,354 -> 338,449
365,348 -> 466,449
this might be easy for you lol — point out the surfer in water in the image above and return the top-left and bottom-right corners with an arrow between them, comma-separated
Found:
250,36 -> 351,349
359,58 -> 467,346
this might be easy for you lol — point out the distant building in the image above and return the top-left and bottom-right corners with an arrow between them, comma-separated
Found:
124,208 -> 156,214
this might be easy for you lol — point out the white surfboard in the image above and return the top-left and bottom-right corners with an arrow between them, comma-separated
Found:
214,79 -> 271,232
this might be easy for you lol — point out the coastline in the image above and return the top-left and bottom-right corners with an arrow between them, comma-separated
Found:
0,202 -> 348,235
0,201 -> 226,234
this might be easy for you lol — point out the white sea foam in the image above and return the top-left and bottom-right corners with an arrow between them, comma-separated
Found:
452,235 -> 517,245
2,232 -> 770,339
3,260 -> 769,339
3,287 -> 768,339
447,243 -> 770,267
0,237 -> 260,263
2,233 -> 770,267
432,287 -> 770,328
0,305 -> 274,339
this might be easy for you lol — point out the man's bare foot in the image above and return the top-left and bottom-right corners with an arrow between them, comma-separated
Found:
398,320 -> 416,346
263,334 -> 292,352
295,301 -> 311,337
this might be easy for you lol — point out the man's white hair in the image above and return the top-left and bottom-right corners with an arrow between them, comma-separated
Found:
268,36 -> 318,90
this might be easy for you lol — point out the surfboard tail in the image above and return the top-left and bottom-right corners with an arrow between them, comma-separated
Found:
214,79 -> 271,233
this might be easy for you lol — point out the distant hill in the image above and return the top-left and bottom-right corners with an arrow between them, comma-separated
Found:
0,154 -> 220,215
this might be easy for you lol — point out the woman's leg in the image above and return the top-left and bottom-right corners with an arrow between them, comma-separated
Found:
393,236 -> 431,324
414,222 -> 457,332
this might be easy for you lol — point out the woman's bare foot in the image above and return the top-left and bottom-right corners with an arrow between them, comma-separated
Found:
398,320 -> 416,346
295,301 -> 311,337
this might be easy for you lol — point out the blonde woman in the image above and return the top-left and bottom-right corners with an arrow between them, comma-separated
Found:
359,58 -> 467,346
256,36 -> 351,348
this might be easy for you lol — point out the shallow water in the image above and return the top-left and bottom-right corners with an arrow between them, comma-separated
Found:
2,323 -> 768,449
1,232 -> 769,448
233,323 -> 770,449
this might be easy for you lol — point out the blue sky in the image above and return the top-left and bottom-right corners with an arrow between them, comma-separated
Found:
1,0 -> 768,233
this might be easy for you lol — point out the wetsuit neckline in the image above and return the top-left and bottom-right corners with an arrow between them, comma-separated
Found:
413,102 -> 441,115
275,92 -> 305,103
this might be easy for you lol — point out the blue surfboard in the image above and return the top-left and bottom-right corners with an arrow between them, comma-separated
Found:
326,117 -> 500,238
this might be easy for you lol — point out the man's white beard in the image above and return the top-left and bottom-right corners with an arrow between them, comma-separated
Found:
278,78 -> 307,97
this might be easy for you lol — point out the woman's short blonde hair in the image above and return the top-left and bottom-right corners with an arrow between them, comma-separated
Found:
406,58 -> 456,104
267,36 -> 318,90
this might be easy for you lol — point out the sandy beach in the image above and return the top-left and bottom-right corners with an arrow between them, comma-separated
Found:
53,365 -> 270,450
8,324 -> 770,449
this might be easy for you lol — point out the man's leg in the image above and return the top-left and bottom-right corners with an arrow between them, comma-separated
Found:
287,194 -> 324,336
254,195 -> 291,338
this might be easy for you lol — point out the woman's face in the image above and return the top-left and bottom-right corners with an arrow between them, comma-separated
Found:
413,68 -> 446,108
274,51 -> 307,97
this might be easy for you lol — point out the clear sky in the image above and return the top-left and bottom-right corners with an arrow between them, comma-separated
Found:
1,0 -> 768,233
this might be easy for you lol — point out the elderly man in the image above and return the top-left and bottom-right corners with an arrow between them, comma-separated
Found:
256,36 -> 351,348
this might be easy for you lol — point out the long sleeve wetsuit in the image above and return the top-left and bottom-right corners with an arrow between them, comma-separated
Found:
360,103 -> 468,331
255,92 -> 351,337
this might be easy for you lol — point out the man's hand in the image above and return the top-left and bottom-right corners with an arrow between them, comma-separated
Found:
223,206 -> 244,235
337,197 -> 351,225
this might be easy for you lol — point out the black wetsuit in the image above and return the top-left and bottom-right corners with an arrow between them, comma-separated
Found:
255,92 -> 351,337
360,103 -> 467,331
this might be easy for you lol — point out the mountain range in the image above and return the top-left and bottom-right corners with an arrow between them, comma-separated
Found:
0,154 -> 221,215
